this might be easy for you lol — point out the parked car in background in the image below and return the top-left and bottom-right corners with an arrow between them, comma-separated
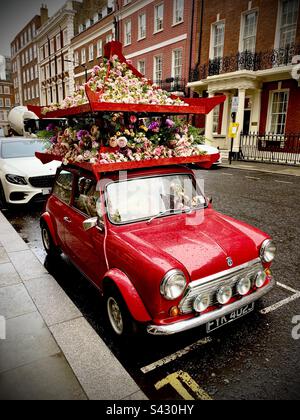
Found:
0,138 -> 61,208
41,163 -> 276,338
196,144 -> 222,167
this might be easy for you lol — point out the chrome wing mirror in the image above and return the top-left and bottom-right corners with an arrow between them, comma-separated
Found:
83,217 -> 98,232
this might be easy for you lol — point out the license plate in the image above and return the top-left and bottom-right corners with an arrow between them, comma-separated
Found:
206,302 -> 255,333
42,188 -> 51,196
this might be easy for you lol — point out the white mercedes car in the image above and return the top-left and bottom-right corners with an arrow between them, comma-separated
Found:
0,138 -> 61,208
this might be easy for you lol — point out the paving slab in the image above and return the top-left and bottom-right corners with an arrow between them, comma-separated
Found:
8,250 -> 48,281
50,317 -> 145,400
26,275 -> 82,327
0,248 -> 10,264
0,263 -> 21,288
0,354 -> 87,400
0,283 -> 36,319
0,311 -> 60,374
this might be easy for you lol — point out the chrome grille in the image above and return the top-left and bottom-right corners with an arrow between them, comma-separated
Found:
179,259 -> 263,314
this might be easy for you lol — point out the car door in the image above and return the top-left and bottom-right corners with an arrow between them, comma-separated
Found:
63,172 -> 107,285
49,168 -> 75,251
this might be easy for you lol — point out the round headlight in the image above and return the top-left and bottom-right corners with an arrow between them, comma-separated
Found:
160,270 -> 187,301
193,294 -> 210,313
260,239 -> 276,263
237,277 -> 252,296
255,271 -> 267,288
217,285 -> 233,305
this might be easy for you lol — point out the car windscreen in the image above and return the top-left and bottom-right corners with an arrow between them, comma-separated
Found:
0,140 -> 46,159
106,174 -> 207,225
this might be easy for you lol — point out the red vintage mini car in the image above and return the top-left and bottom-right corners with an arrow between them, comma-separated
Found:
41,163 -> 276,337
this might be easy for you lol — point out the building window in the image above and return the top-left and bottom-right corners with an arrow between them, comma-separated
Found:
74,51 -> 79,66
241,11 -> 258,53
89,44 -> 94,61
268,90 -> 289,134
57,58 -> 62,74
172,49 -> 183,80
138,60 -> 146,75
50,39 -> 55,54
97,40 -> 103,57
40,47 -> 44,61
211,21 -> 225,59
4,86 -> 10,94
154,56 -> 163,83
51,61 -> 55,76
106,34 -> 113,43
124,0 -> 131,5
138,13 -> 146,40
45,43 -> 49,58
279,0 -> 299,48
154,3 -> 164,32
56,34 -> 61,50
0,98 -> 3,107
63,29 -> 68,46
31,85 -> 35,99
81,48 -> 86,64
173,0 -> 184,25
46,64 -> 50,79
124,20 -> 132,45
213,105 -> 221,134
36,84 -> 39,98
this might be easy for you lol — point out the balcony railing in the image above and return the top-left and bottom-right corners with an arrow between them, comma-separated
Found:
190,44 -> 300,82
154,78 -> 187,94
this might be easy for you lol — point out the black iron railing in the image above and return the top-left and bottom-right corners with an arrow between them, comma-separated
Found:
155,78 -> 187,94
190,44 -> 300,81
239,132 -> 300,165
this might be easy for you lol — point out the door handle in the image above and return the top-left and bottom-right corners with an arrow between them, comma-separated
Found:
63,217 -> 72,223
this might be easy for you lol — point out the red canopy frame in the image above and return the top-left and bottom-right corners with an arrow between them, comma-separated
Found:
28,41 -> 225,119
36,152 -> 220,176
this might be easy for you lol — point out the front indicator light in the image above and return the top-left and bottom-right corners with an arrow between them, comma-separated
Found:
255,271 -> 267,288
193,294 -> 210,313
217,285 -> 233,305
237,277 -> 252,296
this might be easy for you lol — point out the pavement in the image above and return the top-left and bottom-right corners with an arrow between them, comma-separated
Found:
0,211 -> 147,400
221,159 -> 300,177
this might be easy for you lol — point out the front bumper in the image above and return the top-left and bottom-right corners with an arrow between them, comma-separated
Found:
4,182 -> 46,205
147,277 -> 276,336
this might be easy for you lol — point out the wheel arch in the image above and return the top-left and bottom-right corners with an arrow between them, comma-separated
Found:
102,269 -> 152,323
40,212 -> 59,247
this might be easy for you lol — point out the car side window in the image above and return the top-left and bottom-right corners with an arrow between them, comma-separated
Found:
53,170 -> 74,205
73,176 -> 100,218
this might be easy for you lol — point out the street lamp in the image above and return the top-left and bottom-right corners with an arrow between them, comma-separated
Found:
64,59 -> 88,83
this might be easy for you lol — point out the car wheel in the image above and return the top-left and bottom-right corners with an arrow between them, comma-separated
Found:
41,223 -> 61,257
105,286 -> 138,338
0,182 -> 7,210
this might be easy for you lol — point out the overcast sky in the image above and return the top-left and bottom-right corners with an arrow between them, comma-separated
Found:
0,1 -> 68,56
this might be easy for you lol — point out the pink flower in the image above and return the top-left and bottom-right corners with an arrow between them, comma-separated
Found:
117,137 -> 128,149
130,115 -> 137,124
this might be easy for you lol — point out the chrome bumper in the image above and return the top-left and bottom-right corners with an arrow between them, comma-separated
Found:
147,277 -> 276,336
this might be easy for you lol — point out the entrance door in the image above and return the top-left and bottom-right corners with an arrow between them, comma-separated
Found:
243,110 -> 251,134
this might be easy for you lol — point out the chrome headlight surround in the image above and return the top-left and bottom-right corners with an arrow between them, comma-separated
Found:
5,174 -> 28,185
160,270 -> 187,301
260,239 -> 276,263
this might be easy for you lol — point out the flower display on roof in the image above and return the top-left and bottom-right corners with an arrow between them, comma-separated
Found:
41,56 -> 187,115
38,114 -> 205,165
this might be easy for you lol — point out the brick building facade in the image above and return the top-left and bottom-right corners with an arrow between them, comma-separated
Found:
115,0 -> 197,95
188,0 -> 300,155
10,8 -> 48,107
0,58 -> 14,136
71,0 -> 115,88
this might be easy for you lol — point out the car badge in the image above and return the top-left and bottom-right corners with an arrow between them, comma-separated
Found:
227,257 -> 233,267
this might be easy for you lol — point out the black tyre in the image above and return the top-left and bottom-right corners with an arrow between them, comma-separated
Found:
105,285 -> 138,338
0,182 -> 7,210
41,222 -> 61,257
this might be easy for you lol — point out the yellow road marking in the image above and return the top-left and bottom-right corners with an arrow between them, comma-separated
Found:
155,370 -> 212,401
